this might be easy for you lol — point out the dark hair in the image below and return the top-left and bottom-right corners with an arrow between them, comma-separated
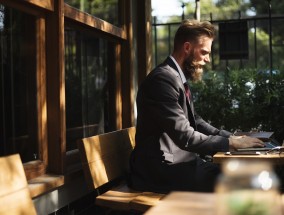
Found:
173,19 -> 216,51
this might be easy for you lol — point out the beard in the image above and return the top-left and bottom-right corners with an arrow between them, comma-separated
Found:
183,53 -> 204,82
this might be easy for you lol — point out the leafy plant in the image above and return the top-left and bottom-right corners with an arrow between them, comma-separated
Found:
191,68 -> 284,143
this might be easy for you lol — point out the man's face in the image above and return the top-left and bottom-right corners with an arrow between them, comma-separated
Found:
183,36 -> 213,82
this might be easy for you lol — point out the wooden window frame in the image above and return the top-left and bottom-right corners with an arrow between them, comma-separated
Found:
0,0 -> 49,180
24,16 -> 48,180
1,0 -> 135,197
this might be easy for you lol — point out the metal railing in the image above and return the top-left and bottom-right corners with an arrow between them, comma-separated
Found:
152,13 -> 284,73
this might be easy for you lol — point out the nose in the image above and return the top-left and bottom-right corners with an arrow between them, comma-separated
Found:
204,54 -> 210,63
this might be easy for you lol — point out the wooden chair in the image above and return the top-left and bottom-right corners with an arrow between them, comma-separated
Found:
77,127 -> 165,213
0,154 -> 37,215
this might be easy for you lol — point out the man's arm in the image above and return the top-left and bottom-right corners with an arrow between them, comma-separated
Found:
195,114 -> 232,137
195,114 -> 264,150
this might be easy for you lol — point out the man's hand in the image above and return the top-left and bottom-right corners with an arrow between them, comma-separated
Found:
229,135 -> 265,151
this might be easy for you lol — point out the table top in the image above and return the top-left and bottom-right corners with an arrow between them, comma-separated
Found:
145,151 -> 284,215
145,191 -> 284,215
213,151 -> 284,165
144,191 -> 214,215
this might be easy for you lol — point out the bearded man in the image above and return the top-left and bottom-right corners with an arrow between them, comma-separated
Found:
129,19 -> 264,193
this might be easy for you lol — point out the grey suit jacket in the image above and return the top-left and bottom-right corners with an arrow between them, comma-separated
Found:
129,57 -> 230,192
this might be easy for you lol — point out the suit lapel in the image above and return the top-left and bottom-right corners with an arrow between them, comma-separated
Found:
165,57 -> 197,130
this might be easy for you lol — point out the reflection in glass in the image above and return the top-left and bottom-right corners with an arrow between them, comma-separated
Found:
0,5 -> 38,162
65,27 -> 112,151
65,0 -> 120,26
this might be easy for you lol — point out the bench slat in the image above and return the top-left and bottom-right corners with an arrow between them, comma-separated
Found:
130,192 -> 166,212
95,183 -> 142,211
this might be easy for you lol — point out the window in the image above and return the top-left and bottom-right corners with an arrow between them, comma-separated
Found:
0,0 -> 134,194
0,5 -> 38,163
65,26 -> 116,151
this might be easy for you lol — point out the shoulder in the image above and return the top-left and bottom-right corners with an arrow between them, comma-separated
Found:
139,67 -> 183,100
148,62 -> 180,84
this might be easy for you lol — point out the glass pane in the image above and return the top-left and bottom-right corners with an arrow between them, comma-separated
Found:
65,0 -> 120,26
0,5 -> 38,162
65,26 -> 114,151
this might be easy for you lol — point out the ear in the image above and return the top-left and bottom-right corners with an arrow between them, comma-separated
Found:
183,42 -> 192,55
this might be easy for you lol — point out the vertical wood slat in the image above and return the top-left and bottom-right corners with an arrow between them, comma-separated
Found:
137,0 -> 152,85
115,44 -> 123,130
36,17 -> 48,170
46,0 -> 65,174
121,0 -> 135,128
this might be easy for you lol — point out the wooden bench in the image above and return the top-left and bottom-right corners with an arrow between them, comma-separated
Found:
77,127 -> 166,213
0,154 -> 37,215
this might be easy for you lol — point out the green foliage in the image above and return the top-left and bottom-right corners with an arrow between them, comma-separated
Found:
250,0 -> 284,15
191,69 -> 284,143
184,0 -> 251,20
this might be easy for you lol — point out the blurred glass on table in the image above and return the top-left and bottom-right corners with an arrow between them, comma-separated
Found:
215,159 -> 281,215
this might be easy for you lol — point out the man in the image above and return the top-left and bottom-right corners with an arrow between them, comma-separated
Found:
129,19 -> 264,193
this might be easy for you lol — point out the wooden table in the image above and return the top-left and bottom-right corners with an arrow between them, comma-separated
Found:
145,191 -> 284,215
144,191 -> 214,215
213,151 -> 284,165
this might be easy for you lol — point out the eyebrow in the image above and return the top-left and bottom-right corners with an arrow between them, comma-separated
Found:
201,48 -> 211,54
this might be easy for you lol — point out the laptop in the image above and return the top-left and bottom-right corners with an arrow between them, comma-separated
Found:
235,131 -> 280,152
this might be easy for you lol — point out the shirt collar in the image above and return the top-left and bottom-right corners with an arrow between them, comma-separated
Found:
169,55 -> 187,84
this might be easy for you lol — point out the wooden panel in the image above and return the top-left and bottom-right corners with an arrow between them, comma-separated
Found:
0,154 -> 37,215
23,0 -> 54,10
78,127 -> 135,189
0,154 -> 27,196
64,4 -> 126,40
0,0 -> 54,13
0,188 -> 36,215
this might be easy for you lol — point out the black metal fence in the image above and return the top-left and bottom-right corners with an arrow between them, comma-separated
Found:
152,14 -> 284,73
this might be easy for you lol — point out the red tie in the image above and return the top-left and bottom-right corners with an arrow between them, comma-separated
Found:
184,83 -> 191,100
